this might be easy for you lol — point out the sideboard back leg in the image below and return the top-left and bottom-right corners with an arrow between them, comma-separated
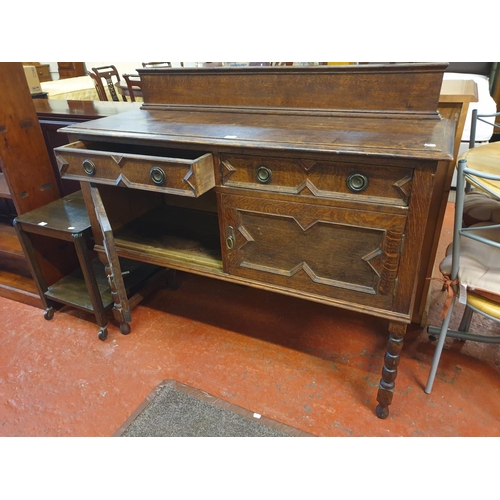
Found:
376,320 -> 407,419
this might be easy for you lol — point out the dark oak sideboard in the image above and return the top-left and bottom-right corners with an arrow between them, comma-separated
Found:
55,64 -> 455,419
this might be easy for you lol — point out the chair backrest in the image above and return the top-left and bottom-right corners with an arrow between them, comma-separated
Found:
122,74 -> 142,102
469,109 -> 500,148
89,65 -> 125,102
450,159 -> 500,285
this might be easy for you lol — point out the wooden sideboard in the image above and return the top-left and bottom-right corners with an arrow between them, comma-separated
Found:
54,64 -> 455,419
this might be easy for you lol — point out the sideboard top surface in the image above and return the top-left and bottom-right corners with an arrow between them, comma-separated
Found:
60,63 -> 455,160
61,107 -> 455,160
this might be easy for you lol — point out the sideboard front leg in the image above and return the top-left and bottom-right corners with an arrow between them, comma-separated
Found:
98,253 -> 129,331
376,320 -> 407,419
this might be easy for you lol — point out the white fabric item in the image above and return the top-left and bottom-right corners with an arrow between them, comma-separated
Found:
41,76 -> 100,100
443,72 -> 497,142
440,222 -> 500,297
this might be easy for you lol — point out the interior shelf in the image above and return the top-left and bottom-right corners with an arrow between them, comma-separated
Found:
110,206 -> 223,274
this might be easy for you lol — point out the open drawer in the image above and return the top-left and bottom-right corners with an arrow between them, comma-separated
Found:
55,140 -> 215,197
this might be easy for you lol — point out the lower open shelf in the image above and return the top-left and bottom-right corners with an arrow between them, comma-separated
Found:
45,257 -> 161,312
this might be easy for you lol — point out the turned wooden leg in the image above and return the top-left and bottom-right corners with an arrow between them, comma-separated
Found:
98,253 -> 128,326
376,320 -> 407,419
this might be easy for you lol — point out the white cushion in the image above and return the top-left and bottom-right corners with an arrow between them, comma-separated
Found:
463,191 -> 500,226
440,223 -> 500,297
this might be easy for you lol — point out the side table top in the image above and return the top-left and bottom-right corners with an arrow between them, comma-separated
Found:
14,190 -> 90,233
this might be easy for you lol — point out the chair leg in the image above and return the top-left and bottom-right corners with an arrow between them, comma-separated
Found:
457,305 -> 474,332
425,298 -> 456,394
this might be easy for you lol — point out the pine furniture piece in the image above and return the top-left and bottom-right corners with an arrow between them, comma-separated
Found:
22,62 -> 52,82
54,63 -> 454,418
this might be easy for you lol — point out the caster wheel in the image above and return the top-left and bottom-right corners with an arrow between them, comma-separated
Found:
98,327 -> 108,341
120,322 -> 131,335
44,308 -> 54,320
428,334 -> 438,341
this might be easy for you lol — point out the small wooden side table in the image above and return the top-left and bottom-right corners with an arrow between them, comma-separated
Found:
13,191 -> 112,340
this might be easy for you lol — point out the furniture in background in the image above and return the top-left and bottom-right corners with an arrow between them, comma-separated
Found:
469,109 -> 500,148
54,64 -> 454,419
443,63 -> 499,168
0,63 -> 63,308
57,62 -> 86,79
22,62 -> 52,82
425,156 -> 500,393
88,65 -> 127,102
121,74 -> 143,102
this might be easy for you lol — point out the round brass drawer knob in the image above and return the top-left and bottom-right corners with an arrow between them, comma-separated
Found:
150,167 -> 166,186
82,159 -> 96,176
346,173 -> 369,193
256,166 -> 272,184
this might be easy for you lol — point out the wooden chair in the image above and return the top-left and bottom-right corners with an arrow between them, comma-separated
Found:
122,74 -> 143,102
88,65 -> 126,102
425,156 -> 500,393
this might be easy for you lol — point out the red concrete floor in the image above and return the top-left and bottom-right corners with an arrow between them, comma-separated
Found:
1,203 -> 499,437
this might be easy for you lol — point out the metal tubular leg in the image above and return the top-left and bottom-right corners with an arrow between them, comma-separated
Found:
425,298 -> 456,394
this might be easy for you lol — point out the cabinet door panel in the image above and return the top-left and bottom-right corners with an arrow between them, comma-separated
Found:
220,193 -> 407,311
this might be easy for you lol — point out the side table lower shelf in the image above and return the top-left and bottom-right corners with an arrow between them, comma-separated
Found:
44,257 -> 163,339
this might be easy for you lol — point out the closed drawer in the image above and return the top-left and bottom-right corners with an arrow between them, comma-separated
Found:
55,141 -> 215,197
221,153 -> 413,206
36,64 -> 52,82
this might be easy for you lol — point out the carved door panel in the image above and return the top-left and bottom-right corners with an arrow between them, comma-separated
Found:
220,193 -> 407,311
89,184 -> 132,324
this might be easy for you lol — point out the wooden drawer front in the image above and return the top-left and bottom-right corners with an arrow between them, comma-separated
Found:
221,154 -> 413,206
220,193 -> 407,311
55,141 -> 215,197
37,64 -> 52,82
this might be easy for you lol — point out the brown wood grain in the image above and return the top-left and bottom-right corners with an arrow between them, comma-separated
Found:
139,64 -> 446,114
0,62 -> 60,214
60,63 -> 455,419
